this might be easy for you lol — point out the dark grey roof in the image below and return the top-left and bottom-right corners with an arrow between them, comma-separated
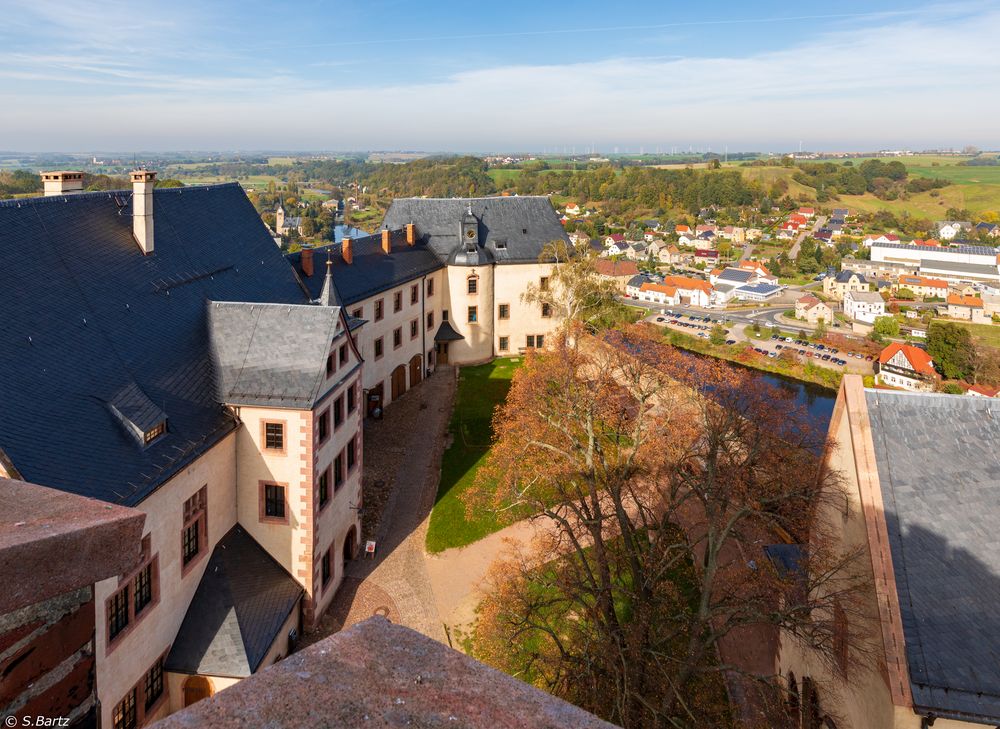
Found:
736,283 -> 782,295
434,320 -> 465,342
835,269 -> 866,283
382,196 -> 568,265
0,184 -> 308,506
626,274 -> 648,288
286,232 -> 442,307
718,267 -> 754,284
207,301 -> 343,409
865,390 -> 1000,723
165,525 -> 303,678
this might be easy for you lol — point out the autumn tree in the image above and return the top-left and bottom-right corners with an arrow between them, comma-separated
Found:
521,239 -> 623,329
470,325 -> 872,728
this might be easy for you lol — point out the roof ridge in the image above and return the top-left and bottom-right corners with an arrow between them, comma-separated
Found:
0,181 -> 240,209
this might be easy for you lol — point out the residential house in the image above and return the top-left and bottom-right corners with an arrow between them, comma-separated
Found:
982,292 -> 1000,318
777,378 -> 1000,728
677,233 -> 697,246
695,224 -> 717,236
563,202 -> 581,216
694,249 -> 720,264
660,275 -> 712,307
657,243 -> 683,265
893,275 -> 949,300
674,224 -> 692,236
975,222 -> 1000,238
637,281 -> 679,306
843,289 -> 886,323
831,207 -> 849,218
875,343 -> 938,390
624,242 -> 649,261
862,233 -> 900,247
568,230 -> 591,246
968,383 -> 1000,397
935,220 -> 973,240
798,206 -> 815,218
625,274 -> 651,298
694,233 -> 716,250
823,270 -> 871,300
794,295 -> 833,325
595,259 -> 640,291
947,293 -> 991,323
738,261 -> 779,284
604,235 -> 627,256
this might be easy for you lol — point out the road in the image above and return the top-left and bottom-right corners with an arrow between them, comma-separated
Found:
788,215 -> 827,259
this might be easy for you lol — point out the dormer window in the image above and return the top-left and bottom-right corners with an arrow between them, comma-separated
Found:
495,239 -> 507,250
143,421 -> 166,444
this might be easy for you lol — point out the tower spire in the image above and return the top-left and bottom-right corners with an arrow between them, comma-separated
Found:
319,250 -> 340,307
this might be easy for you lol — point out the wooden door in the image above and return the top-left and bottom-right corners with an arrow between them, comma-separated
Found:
409,355 -> 422,386
183,676 -> 213,707
391,365 -> 407,401
436,342 -> 449,364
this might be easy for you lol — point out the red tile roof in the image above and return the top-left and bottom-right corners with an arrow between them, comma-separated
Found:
661,275 -> 712,294
879,343 -> 936,376
968,384 -> 1000,397
639,282 -> 678,297
947,293 -> 984,308
595,259 -> 639,277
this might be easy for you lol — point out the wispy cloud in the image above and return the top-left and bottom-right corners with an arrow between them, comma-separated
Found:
1,2 -> 998,151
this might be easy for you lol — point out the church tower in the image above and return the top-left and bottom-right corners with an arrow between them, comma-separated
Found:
276,204 -> 286,233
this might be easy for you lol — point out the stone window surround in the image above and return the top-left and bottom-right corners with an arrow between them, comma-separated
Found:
259,480 -> 290,525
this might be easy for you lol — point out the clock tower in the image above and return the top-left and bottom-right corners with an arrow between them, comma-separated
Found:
460,204 -> 478,249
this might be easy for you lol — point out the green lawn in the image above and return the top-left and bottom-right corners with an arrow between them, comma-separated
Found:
426,358 -> 522,553
952,321 -> 1000,348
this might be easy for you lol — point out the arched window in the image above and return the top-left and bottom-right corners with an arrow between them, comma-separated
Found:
787,672 -> 800,717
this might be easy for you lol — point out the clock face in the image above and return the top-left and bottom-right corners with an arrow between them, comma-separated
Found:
466,228 -> 475,238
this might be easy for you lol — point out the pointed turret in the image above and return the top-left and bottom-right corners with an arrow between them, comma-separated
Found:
318,251 -> 341,307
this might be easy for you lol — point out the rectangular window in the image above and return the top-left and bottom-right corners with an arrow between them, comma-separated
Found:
108,586 -> 130,641
374,299 -> 384,321
468,306 -> 478,323
467,277 -> 478,294
334,452 -> 345,489
133,563 -> 152,617
410,284 -> 419,304
498,303 -> 510,320
526,335 -> 535,348
540,276 -> 550,291
442,309 -> 449,322
143,657 -> 164,712
374,337 -> 384,359
393,327 -> 402,349
326,353 -> 335,376
427,312 -> 434,330
347,437 -> 356,471
264,422 -> 284,450
352,307 -> 362,319
334,396 -> 344,428
394,291 -> 403,312
339,343 -> 348,365
347,382 -> 356,413
541,303 -> 552,318
113,688 -> 137,729
182,486 -> 207,570
536,334 -> 545,348
322,549 -> 332,587
410,319 -> 418,339
499,336 -> 509,352
427,278 -> 435,296
318,409 -> 330,443
264,483 -> 286,520
318,468 -> 330,507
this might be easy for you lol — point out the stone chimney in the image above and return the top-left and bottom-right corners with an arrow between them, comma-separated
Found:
381,229 -> 391,254
342,236 -> 353,265
41,171 -> 84,196
405,223 -> 416,246
301,247 -> 314,277
131,170 -> 156,255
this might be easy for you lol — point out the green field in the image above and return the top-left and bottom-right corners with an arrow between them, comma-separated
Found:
953,321 -> 1000,348
425,358 -> 523,553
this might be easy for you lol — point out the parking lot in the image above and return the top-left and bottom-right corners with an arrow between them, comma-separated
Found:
654,312 -> 875,373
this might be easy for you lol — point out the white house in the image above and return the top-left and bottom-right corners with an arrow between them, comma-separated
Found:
637,281 -> 680,306
936,220 -> 972,240
843,290 -> 886,323
876,343 -> 938,391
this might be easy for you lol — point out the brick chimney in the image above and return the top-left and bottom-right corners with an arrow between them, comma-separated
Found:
342,236 -> 353,265
301,247 -> 314,277
405,223 -> 416,246
381,229 -> 391,254
131,170 -> 156,255
41,171 -> 84,196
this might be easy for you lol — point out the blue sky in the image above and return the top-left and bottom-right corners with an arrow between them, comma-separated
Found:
1,0 -> 998,152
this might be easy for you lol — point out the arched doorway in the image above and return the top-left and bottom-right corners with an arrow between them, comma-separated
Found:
409,354 -> 422,387
391,365 -> 407,401
344,525 -> 358,564
183,676 -> 213,707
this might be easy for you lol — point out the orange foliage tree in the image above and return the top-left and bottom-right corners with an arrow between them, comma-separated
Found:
469,324 -> 871,728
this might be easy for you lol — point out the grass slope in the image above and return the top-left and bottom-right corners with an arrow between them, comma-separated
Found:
426,358 -> 522,553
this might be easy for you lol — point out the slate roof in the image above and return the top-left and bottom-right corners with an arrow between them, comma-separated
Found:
381,197 -> 568,265
433,320 -> 464,342
207,302 -> 344,409
864,390 -> 1000,723
0,184 -> 308,506
835,269 -> 866,283
165,525 -> 303,678
287,234 -> 442,307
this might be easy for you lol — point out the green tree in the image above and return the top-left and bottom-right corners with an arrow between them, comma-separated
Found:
709,323 -> 727,345
927,321 -> 975,380
870,316 -> 900,343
